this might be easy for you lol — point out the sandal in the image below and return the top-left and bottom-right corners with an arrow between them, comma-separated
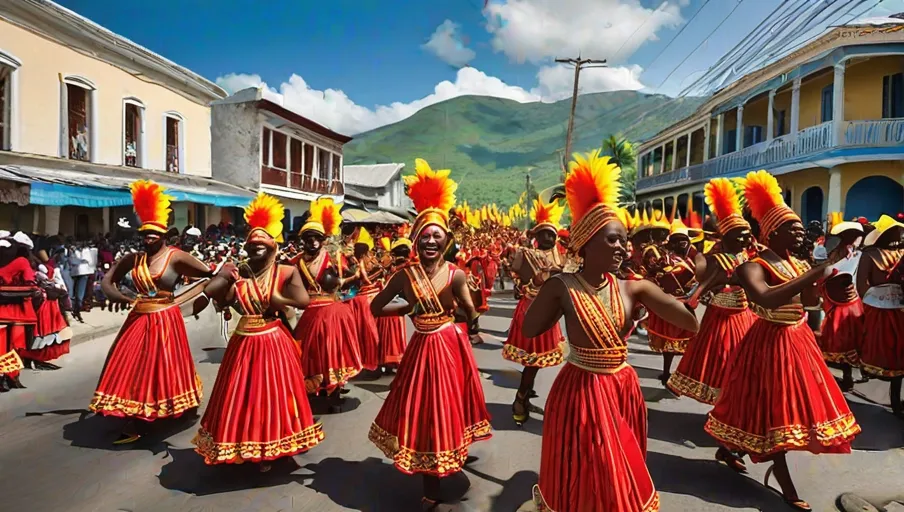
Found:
764,465 -> 812,511
113,433 -> 141,445
715,447 -> 747,474
512,392 -> 529,427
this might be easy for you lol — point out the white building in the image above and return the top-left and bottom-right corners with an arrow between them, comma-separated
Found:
343,163 -> 411,218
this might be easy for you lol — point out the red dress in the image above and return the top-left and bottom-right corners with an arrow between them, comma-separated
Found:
817,274 -> 863,367
646,253 -> 696,354
369,263 -> 492,476
0,257 -> 38,379
20,265 -> 71,362
294,251 -> 363,392
377,268 -> 407,365
193,264 -> 324,464
534,273 -> 657,512
705,257 -> 860,462
668,253 -> 756,405
349,262 -> 381,371
90,249 -> 202,420
858,248 -> 904,378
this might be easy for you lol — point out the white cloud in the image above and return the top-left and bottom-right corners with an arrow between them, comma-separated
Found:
484,0 -> 685,63
422,20 -> 476,68
216,63 -> 645,135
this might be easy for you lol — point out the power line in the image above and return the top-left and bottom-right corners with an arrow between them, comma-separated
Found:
553,57 -> 608,166
610,1 -> 670,63
642,0 -> 714,73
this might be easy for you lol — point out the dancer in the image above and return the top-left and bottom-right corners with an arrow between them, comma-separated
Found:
856,214 -> 904,417
525,150 -> 698,512
192,194 -> 324,470
21,248 -> 72,367
377,236 -> 413,372
503,198 -> 566,426
346,227 -> 381,372
818,213 -> 865,391
705,170 -> 860,511
368,159 -> 491,510
0,235 -> 37,391
90,180 -> 212,444
293,197 -> 363,410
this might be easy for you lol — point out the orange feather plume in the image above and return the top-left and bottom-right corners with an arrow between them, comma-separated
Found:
308,197 -> 343,237
130,180 -> 173,233
564,149 -> 621,223
244,193 -> 285,242
403,159 -> 457,214
704,178 -> 743,222
743,170 -> 784,221
379,237 -> 391,252
530,199 -> 564,229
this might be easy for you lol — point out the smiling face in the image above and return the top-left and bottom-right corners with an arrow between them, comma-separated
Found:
417,224 -> 448,262
391,245 -> 411,263
583,221 -> 628,273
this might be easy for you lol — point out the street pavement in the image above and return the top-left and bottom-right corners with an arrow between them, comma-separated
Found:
2,295 -> 904,512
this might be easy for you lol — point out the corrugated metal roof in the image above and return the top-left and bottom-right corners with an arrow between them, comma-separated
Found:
343,163 -> 405,188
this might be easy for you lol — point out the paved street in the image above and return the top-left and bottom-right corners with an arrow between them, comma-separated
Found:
2,296 -> 904,512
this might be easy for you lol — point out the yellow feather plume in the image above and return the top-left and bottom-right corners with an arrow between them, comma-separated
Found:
354,226 -> 374,250
130,180 -> 174,233
565,149 -> 622,222
244,193 -> 285,242
403,159 -> 457,214
308,197 -> 343,237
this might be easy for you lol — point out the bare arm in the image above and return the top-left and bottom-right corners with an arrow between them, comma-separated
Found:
629,279 -> 699,333
856,251 -> 873,297
101,253 -> 136,303
271,266 -> 310,310
737,260 -> 829,310
522,276 -> 566,338
451,268 -> 480,328
192,266 -> 236,317
172,251 -> 214,279
370,270 -> 412,317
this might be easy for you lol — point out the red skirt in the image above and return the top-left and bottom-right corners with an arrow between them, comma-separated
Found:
294,300 -> 363,392
369,322 -> 492,476
668,306 -> 756,405
193,318 -> 324,465
349,293 -> 380,371
858,305 -> 904,378
89,303 -> 202,420
534,364 -> 658,512
19,299 -> 71,362
818,298 -> 863,366
646,311 -> 692,354
502,296 -> 565,368
0,326 -> 23,377
705,318 -> 860,462
0,300 -> 37,325
377,315 -> 407,365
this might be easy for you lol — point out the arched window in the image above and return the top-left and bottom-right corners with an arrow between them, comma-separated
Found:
60,75 -> 97,162
0,49 -> 22,151
846,176 -> 903,220
123,97 -> 145,168
163,111 -> 185,173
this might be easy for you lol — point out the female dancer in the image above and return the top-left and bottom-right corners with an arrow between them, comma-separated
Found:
376,237 -> 412,372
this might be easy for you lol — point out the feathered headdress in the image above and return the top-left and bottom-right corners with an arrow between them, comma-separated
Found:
301,197 -> 343,237
130,180 -> 173,233
743,170 -> 799,242
530,198 -> 565,234
564,149 -> 626,251
651,210 -> 671,231
379,236 -> 391,252
404,158 -> 457,241
670,217 -> 690,238
391,238 -> 413,252
704,178 -> 750,236
244,193 -> 285,244
354,226 -> 374,250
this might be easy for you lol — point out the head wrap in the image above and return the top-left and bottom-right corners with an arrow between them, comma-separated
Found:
12,231 -> 33,249
130,180 -> 173,233
404,158 -> 457,242
669,217 -> 690,238
743,170 -> 799,243
301,197 -> 342,237
391,238 -> 413,251
864,214 -> 904,247
354,226 -> 374,250
244,193 -> 285,245
564,149 -> 626,251
704,177 -> 750,236
530,198 -> 564,234
186,226 -> 202,237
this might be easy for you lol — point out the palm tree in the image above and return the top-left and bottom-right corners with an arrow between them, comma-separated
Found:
602,134 -> 637,204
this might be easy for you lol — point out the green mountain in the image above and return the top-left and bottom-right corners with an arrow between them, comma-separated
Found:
343,91 -> 706,206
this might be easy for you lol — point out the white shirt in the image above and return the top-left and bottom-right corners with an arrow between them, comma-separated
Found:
70,247 -> 97,276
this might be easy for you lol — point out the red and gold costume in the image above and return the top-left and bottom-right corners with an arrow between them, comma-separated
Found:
90,181 -> 202,420
534,150 -> 658,512
0,254 -> 36,382
502,199 -> 566,368
347,227 -> 381,371
668,178 -> 756,404
193,194 -> 324,465
294,197 -> 363,392
705,170 -> 859,461
21,261 -> 71,362
645,218 -> 696,355
817,213 -> 864,366
369,159 -> 492,477
858,215 -> 904,378
377,237 -> 411,366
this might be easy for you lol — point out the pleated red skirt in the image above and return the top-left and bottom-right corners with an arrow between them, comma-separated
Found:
90,304 -> 202,420
858,305 -> 904,378
369,322 -> 492,476
646,311 -> 692,354
0,325 -> 23,378
294,300 -> 363,392
0,300 -> 36,325
534,364 -> 658,512
705,318 -> 860,462
193,318 -> 324,465
818,298 -> 863,366
377,315 -> 407,365
19,299 -> 71,362
349,293 -> 380,371
502,296 -> 565,368
668,305 -> 756,405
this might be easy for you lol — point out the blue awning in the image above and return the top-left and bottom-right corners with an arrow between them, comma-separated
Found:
29,181 -> 252,208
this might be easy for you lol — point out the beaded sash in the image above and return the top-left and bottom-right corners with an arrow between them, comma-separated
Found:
557,273 -> 628,373
749,256 -> 809,324
405,263 -> 455,333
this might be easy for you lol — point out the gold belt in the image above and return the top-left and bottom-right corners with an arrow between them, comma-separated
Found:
133,296 -> 176,314
709,290 -> 749,311
412,314 -> 455,334
566,344 -> 628,373
751,304 -> 805,325
235,315 -> 281,336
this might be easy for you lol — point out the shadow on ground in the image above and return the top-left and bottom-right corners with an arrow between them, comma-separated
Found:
647,408 -> 716,448
847,400 -> 904,451
199,347 -> 225,364
53,409 -> 198,455
464,465 -> 538,512
480,368 -> 523,390
158,446 -> 306,496
486,402 -> 543,436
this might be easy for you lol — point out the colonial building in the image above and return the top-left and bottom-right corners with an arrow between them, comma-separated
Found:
0,0 -> 253,236
210,86 -> 352,233
343,163 -> 412,218
635,16 -> 904,223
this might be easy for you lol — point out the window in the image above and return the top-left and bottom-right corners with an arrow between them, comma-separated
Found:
67,83 -> 90,161
290,138 -> 302,189
882,72 -> 904,119
271,131 -> 287,170
744,125 -> 764,147
725,130 -> 737,153
820,84 -> 834,123
0,51 -> 20,151
775,109 -> 786,137
165,114 -> 182,173
123,99 -> 144,167
318,148 -> 330,181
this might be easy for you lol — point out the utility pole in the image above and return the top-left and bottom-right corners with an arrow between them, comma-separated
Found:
525,169 -> 533,231
555,56 -> 607,172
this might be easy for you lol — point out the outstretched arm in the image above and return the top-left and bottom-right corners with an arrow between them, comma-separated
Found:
522,277 -> 566,338
173,251 -> 214,279
451,268 -> 480,332
628,279 -> 699,333
101,253 -> 136,303
370,271 -> 412,317
737,260 -> 830,310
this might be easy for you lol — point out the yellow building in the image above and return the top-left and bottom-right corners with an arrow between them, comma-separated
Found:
636,17 -> 904,224
0,0 -> 253,236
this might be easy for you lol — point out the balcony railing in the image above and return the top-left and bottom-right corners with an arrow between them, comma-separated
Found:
260,165 -> 345,197
636,118 -> 902,193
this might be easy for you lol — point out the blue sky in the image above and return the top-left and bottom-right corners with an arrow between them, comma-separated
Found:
57,0 -> 904,134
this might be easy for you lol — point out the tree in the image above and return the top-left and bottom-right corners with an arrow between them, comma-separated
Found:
602,134 -> 637,205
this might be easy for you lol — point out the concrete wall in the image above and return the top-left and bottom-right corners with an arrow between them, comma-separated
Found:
0,19 -> 213,176
844,55 -> 904,121
210,102 -> 262,189
799,70 -> 834,130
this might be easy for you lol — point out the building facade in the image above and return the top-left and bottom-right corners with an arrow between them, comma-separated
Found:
0,0 -> 252,236
635,17 -> 904,224
211,86 -> 352,233
343,163 -> 412,217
